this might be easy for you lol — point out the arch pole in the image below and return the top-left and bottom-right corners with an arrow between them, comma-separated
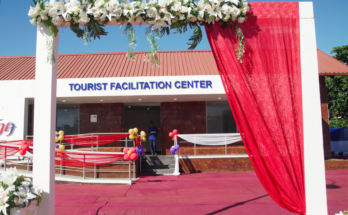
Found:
33,23 -> 59,215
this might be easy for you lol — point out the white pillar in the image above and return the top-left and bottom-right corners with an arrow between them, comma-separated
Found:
299,2 -> 328,215
33,23 -> 58,215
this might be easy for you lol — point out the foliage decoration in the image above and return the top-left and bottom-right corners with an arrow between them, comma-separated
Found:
0,167 -> 43,215
28,0 -> 251,66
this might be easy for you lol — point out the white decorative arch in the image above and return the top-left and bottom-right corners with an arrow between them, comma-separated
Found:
33,2 -> 327,214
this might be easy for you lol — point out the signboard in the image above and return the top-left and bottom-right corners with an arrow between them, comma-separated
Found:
90,114 -> 97,123
0,122 -> 16,136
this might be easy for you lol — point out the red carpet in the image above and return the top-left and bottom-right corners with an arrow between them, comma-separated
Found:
55,170 -> 348,215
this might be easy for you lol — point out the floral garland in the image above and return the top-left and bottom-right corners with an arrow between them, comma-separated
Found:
28,0 -> 251,66
0,167 -> 43,215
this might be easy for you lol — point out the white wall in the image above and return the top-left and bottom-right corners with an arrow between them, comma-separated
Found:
0,97 -> 27,141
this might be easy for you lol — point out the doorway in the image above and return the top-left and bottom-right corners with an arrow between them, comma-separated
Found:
124,104 -> 161,154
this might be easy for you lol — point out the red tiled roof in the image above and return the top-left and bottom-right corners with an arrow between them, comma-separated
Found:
317,49 -> 348,76
1,49 -> 347,81
0,50 -> 219,81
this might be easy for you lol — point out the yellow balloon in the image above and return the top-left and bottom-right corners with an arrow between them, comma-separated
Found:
127,150 -> 132,155
58,135 -> 64,141
55,137 -> 59,143
133,128 -> 138,133
135,134 -> 139,139
140,131 -> 146,137
59,130 -> 64,136
129,129 -> 134,135
141,137 -> 146,142
59,145 -> 65,151
129,134 -> 135,140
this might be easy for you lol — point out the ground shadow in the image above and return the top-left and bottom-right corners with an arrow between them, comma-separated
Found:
326,179 -> 341,189
180,156 -> 202,174
206,194 -> 269,215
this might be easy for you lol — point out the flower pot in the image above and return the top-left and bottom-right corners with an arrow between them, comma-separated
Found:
10,204 -> 37,215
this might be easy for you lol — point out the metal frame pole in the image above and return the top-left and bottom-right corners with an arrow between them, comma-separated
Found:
4,147 -> 6,171
83,154 -> 85,179
194,136 -> 196,156
97,135 -> 99,152
27,158 -> 30,171
129,161 -> 131,182
94,165 -> 96,179
133,160 -> 135,179
91,133 -> 94,152
225,136 -> 227,155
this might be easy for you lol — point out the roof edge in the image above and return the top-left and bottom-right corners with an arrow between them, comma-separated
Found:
0,50 -> 213,58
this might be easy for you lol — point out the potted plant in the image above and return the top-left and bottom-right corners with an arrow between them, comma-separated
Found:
0,168 -> 43,215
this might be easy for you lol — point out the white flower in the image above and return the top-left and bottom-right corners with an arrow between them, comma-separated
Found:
78,12 -> 90,24
147,7 -> 158,18
29,19 -> 37,25
231,6 -> 241,17
243,0 -> 248,7
0,167 -> 19,187
335,212 -> 344,215
0,197 -> 9,215
195,0 -> 206,19
158,0 -> 167,7
238,16 -> 245,23
114,7 -> 123,17
183,0 -> 189,4
123,0 -> 137,16
136,0 -> 149,16
40,13 -> 49,20
179,14 -> 185,20
204,3 -> 212,11
242,5 -> 249,14
171,1 -> 182,12
30,185 -> 42,196
52,15 -> 64,26
21,178 -> 32,188
180,6 -> 189,13
207,3 -> 222,19
149,15 -> 168,31
160,8 -> 174,24
28,2 -> 41,18
13,187 -> 36,207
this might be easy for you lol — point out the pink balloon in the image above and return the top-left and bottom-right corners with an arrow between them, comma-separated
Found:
22,144 -> 29,151
124,154 -> 130,161
20,141 -> 27,146
130,148 -> 136,154
19,150 -> 26,156
172,137 -> 175,141
173,129 -> 178,135
123,147 -> 129,154
130,153 -> 138,161
169,132 -> 174,138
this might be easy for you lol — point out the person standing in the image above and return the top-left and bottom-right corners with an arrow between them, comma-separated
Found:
148,121 -> 159,156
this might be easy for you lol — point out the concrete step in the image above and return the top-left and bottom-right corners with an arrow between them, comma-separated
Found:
141,164 -> 175,169
141,159 -> 175,165
141,169 -> 174,175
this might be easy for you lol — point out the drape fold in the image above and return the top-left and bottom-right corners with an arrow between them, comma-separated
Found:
205,2 -> 306,214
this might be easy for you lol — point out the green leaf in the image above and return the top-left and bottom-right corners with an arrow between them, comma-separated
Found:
187,24 -> 202,50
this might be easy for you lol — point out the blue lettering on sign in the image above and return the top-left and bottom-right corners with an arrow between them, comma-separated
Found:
68,80 -> 213,91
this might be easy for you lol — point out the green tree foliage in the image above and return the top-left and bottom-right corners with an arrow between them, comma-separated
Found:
325,45 -> 348,127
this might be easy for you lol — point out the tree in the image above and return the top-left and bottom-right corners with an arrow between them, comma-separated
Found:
325,45 -> 348,127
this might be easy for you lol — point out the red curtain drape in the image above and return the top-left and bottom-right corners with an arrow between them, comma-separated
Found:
205,2 -> 305,214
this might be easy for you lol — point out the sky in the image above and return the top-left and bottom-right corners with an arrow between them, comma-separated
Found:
0,0 -> 347,57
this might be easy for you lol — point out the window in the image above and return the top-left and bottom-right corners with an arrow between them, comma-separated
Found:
56,104 -> 79,135
206,101 -> 238,133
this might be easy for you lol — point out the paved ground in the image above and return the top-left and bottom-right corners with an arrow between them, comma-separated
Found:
55,169 -> 348,215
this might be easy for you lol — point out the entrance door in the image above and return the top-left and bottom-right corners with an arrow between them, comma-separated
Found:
124,105 -> 161,154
